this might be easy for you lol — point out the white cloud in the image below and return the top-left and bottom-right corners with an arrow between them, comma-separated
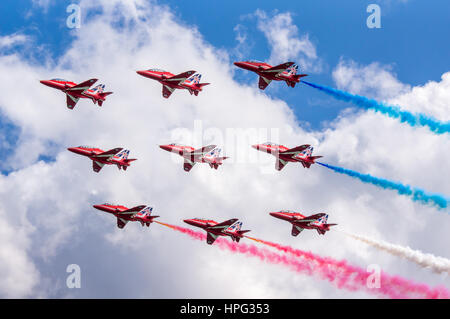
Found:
0,34 -> 29,49
0,0 -> 448,298
332,59 -> 411,100
254,10 -> 321,73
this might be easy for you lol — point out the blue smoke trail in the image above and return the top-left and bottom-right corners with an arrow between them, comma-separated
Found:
317,162 -> 449,210
302,81 -> 450,135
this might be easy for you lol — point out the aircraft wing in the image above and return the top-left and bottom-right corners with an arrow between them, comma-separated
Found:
92,160 -> 105,173
280,144 -> 310,155
162,85 -> 175,98
260,62 -> 295,76
117,217 -> 129,229
295,213 -> 326,224
92,148 -> 123,160
118,205 -> 147,215
163,70 -> 196,85
292,225 -> 304,237
275,158 -> 288,171
208,218 -> 239,230
183,158 -> 196,172
66,78 -> 98,95
258,76 -> 272,90
189,145 -> 217,158
66,94 -> 80,109
206,232 -> 218,245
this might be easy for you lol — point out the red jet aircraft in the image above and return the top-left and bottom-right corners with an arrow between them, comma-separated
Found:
233,61 -> 307,90
270,211 -> 337,236
184,218 -> 250,245
93,204 -> 159,229
40,78 -> 113,109
136,68 -> 209,98
159,143 -> 228,172
252,143 -> 322,171
67,146 -> 136,172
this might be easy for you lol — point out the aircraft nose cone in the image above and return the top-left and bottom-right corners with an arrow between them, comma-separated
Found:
269,212 -> 281,218
93,205 -> 102,210
251,144 -> 260,150
159,145 -> 171,152
183,219 -> 195,226
67,147 -> 77,153
234,61 -> 243,67
40,80 -> 52,86
136,70 -> 146,76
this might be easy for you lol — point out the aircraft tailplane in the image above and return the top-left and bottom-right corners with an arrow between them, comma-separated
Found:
193,83 -> 209,96
293,74 -> 308,81
97,92 -> 113,107
324,223 -> 337,231
309,155 -> 323,162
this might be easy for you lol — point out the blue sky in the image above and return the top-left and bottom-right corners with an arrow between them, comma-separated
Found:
1,0 -> 449,131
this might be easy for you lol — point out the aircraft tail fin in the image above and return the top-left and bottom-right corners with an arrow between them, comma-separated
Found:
95,84 -> 113,106
186,73 -> 201,85
314,214 -> 337,234
286,64 -> 298,76
227,221 -> 250,242
186,74 -> 209,96
113,149 -> 130,161
303,146 -> 314,157
206,148 -> 228,169
92,84 -> 105,94
285,65 -> 301,88
206,147 -> 222,159
136,206 -> 158,222
226,220 -> 242,233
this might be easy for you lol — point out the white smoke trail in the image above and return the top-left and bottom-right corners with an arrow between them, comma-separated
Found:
344,232 -> 450,275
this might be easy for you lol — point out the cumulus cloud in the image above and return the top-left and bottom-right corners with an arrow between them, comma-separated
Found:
0,0 -> 448,298
254,10 -> 321,73
332,59 -> 411,100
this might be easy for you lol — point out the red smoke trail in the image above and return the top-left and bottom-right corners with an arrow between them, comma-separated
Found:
245,236 -> 450,299
155,221 -> 449,299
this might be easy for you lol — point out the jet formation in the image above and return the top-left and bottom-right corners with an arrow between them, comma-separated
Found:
44,59 -> 338,246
